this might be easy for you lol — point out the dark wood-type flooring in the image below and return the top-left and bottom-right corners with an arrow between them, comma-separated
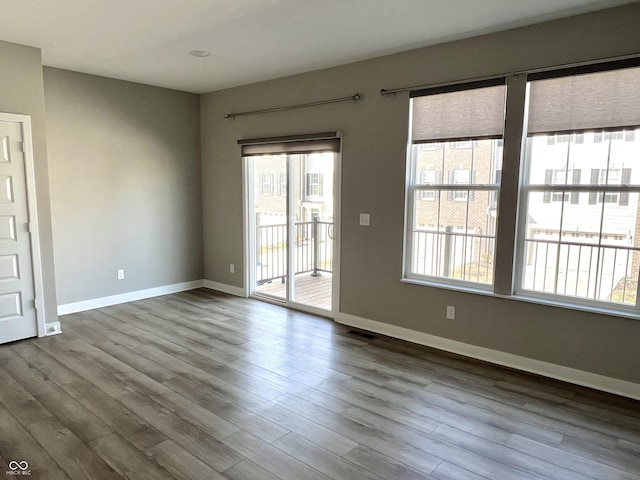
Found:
1,288 -> 639,479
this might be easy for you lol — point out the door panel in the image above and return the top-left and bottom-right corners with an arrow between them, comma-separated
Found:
0,120 -> 37,344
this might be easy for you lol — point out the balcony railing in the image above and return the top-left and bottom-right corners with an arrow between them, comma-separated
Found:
257,219 -> 333,284
523,238 -> 640,304
412,228 -> 495,284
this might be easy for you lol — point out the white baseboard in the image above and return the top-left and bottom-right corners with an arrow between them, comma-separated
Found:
336,312 -> 640,401
57,280 -> 204,316
202,280 -> 248,298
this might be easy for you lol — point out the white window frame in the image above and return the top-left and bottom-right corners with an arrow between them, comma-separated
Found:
515,132 -> 640,314
405,141 -> 501,290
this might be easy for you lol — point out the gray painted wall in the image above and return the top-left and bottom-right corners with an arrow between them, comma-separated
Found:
201,4 -> 640,384
0,40 -> 58,326
44,68 -> 203,305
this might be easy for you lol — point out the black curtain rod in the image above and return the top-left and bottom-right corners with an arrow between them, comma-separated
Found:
380,53 -> 640,96
224,93 -> 361,119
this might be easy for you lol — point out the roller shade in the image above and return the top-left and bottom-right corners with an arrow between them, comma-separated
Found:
410,79 -> 506,143
527,65 -> 640,134
239,132 -> 340,157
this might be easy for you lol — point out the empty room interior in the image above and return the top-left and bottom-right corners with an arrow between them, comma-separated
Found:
1,1 -> 640,479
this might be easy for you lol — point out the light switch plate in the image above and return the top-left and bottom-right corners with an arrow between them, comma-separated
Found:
359,213 -> 370,226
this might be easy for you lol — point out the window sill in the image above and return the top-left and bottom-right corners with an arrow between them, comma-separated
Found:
400,277 -> 640,321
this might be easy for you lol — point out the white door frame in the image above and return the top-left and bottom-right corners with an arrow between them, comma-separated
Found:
243,134 -> 342,318
0,112 -> 47,337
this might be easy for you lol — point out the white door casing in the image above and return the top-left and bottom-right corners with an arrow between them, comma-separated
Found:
0,113 -> 46,344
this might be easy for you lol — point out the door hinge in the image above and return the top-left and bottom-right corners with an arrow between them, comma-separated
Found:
26,222 -> 32,233
21,142 -> 26,153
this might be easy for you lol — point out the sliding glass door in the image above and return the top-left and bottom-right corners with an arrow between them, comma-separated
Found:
244,135 -> 338,315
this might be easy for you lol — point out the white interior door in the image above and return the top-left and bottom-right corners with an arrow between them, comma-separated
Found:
0,118 -> 38,344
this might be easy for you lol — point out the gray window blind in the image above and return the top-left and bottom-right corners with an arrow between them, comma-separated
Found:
410,81 -> 506,143
528,65 -> 640,134
239,132 -> 340,157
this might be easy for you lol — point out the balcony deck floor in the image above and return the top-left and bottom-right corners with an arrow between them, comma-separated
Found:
255,272 -> 332,310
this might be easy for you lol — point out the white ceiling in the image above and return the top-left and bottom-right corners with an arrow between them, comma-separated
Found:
1,0 -> 635,93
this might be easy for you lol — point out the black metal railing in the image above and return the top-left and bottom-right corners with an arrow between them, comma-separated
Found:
257,219 -> 333,284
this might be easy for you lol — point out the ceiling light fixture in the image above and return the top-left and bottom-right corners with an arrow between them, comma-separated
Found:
189,50 -> 210,58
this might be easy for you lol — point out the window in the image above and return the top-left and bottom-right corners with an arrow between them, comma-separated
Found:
405,80 -> 506,287
519,63 -> 640,310
404,60 -> 640,315
419,169 -> 439,200
451,169 -> 471,200
260,172 -> 274,196
278,172 -> 287,196
305,172 -> 323,197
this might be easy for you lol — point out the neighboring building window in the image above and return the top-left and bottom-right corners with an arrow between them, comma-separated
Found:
260,172 -> 274,196
519,64 -> 640,310
305,172 -> 323,197
405,80 -> 506,287
451,169 -> 471,201
278,172 -> 287,196
452,140 -> 475,149
419,169 -> 439,200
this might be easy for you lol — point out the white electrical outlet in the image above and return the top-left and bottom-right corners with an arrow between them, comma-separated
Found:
446,305 -> 456,320
230,264 -> 235,274
359,213 -> 371,226
117,269 -> 125,280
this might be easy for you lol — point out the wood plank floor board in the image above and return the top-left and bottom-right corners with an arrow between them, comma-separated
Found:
343,444 -> 436,480
432,424 -> 597,480
83,309 -> 190,355
8,341 -> 83,386
221,429 -> 332,480
145,439 -> 229,480
190,360 -> 290,402
430,461 -> 493,480
40,335 -> 138,379
150,390 -> 240,440
0,365 -> 53,426
95,340 -> 178,383
425,382 -> 620,449
523,399 -> 640,443
274,393 -> 444,474
223,459 -> 281,480
339,403 -> 541,480
619,439 -> 640,455
60,379 -> 167,451
17,373 -> 114,443
116,390 -> 243,472
345,379 -> 513,443
25,416 -> 121,480
34,339 -> 136,399
0,405 -> 72,480
89,432 -> 175,480
272,431 -> 384,480
506,434 -> 640,480
1,289 -> 638,479
560,435 -> 640,475
252,402 -> 359,456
